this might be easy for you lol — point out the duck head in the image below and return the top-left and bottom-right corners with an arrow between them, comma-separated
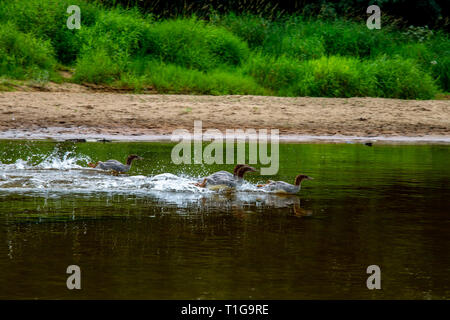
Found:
236,165 -> 257,178
294,174 -> 313,186
232,164 -> 247,176
126,154 -> 143,165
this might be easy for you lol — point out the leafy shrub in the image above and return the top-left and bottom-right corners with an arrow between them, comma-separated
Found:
126,59 -> 267,95
278,35 -> 325,61
296,56 -> 374,97
431,56 -> 449,92
73,8 -> 151,84
302,19 -> 400,58
73,48 -> 123,84
142,17 -> 250,71
76,7 -> 150,58
402,26 -> 435,43
245,54 -> 437,99
244,54 -> 305,92
0,23 -> 56,79
0,1 -> 447,98
212,13 -> 270,49
369,57 -> 438,99
0,0 -> 100,63
424,34 -> 450,91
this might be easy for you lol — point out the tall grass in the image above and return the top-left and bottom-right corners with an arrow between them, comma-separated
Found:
244,54 -> 438,99
0,23 -> 56,79
0,0 -> 448,99
213,14 -> 400,58
391,34 -> 450,91
123,59 -> 268,95
142,18 -> 250,70
369,57 -> 438,99
0,0 -> 100,64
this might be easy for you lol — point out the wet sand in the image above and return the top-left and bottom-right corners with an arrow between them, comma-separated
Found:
0,92 -> 449,142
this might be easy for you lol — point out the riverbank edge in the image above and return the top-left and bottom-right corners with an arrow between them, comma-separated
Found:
1,129 -> 449,144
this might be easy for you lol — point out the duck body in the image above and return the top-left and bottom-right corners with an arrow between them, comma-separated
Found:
96,160 -> 131,173
196,165 -> 256,189
203,171 -> 236,188
257,174 -> 312,194
260,181 -> 300,194
88,154 -> 142,174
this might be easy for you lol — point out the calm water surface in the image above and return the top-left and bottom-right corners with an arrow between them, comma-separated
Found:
0,140 -> 449,299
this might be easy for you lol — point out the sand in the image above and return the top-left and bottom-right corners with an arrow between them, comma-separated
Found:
0,90 -> 449,142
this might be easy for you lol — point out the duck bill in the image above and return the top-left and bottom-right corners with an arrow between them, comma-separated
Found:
306,176 -> 313,180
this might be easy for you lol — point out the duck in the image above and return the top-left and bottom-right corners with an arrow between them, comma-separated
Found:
195,164 -> 257,189
257,174 -> 313,194
88,154 -> 142,174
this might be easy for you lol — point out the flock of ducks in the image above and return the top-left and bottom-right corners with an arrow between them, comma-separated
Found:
87,155 -> 313,194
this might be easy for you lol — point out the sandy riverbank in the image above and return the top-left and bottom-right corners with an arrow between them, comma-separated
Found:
0,91 -> 449,142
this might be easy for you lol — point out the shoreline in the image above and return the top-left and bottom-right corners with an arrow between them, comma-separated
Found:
1,128 -> 449,144
1,92 -> 449,144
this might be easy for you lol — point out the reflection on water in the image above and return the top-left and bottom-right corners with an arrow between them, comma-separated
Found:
0,141 -> 449,299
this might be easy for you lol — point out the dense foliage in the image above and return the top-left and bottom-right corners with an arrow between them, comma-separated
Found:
97,0 -> 449,30
0,0 -> 448,98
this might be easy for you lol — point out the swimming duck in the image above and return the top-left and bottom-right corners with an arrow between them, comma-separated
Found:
88,154 -> 142,174
257,174 -> 313,194
195,164 -> 257,189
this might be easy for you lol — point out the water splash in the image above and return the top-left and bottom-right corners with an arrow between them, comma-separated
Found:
0,148 -> 284,197
37,150 -> 91,170
3,149 -> 91,171
0,152 -> 208,195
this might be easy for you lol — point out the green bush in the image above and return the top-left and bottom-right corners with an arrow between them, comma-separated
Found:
216,14 -> 401,59
72,7 -> 154,84
0,0 -> 447,98
423,33 -> 450,91
296,56 -> 374,97
0,23 -> 56,79
431,56 -> 450,92
278,35 -> 325,61
0,0 -> 100,64
381,32 -> 449,92
212,13 -> 270,49
393,43 -> 434,68
142,17 -> 250,71
300,19 -> 400,58
215,14 -> 326,60
73,48 -> 123,84
125,59 -> 267,95
369,57 -> 438,99
76,7 -> 150,58
244,54 -> 305,93
245,54 -> 437,99
245,55 -> 374,97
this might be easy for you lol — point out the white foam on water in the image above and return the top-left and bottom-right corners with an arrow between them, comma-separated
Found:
1,150 -> 292,198
11,159 -> 29,170
37,150 -> 91,170
1,156 -> 210,196
145,173 -> 209,193
1,155 -> 308,214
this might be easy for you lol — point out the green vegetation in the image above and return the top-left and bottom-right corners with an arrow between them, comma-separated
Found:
0,23 -> 56,80
0,0 -> 448,98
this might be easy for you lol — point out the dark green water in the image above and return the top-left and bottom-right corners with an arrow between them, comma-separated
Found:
0,140 -> 449,299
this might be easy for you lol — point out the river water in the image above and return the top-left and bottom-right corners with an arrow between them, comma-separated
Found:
0,140 -> 449,299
